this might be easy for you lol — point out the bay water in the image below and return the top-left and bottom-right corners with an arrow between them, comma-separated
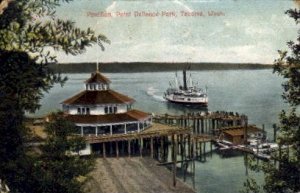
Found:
33,69 -> 287,193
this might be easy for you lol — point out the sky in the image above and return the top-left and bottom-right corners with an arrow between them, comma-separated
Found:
55,0 -> 299,64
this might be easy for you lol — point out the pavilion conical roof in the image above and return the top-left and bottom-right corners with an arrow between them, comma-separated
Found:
85,70 -> 111,84
61,90 -> 135,105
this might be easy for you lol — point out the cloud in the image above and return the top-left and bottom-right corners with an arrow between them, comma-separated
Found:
173,0 -> 193,12
55,0 -> 296,65
207,29 -> 223,37
56,40 -> 275,64
105,1 -> 117,12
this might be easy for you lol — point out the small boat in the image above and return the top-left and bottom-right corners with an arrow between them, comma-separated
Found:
215,139 -> 233,150
250,141 -> 279,160
255,152 -> 271,160
164,67 -> 208,105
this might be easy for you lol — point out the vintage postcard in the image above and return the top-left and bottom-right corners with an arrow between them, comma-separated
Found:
0,0 -> 299,193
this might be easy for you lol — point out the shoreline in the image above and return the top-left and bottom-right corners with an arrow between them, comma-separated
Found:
50,62 -> 272,73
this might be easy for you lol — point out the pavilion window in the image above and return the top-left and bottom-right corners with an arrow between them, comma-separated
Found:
109,106 -> 113,113
77,107 -> 90,115
126,123 -> 138,133
93,84 -> 96,90
113,106 -> 117,113
97,125 -> 110,135
83,126 -> 96,135
139,122 -> 144,131
89,84 -> 93,90
112,124 -> 125,134
104,106 -> 108,114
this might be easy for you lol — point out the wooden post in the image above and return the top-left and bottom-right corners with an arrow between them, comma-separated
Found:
150,137 -> 154,158
172,134 -> 177,187
180,135 -> 184,168
116,141 -> 119,158
200,142 -> 203,160
203,142 -> 207,161
212,119 -> 215,135
160,137 -> 164,161
121,141 -> 125,155
193,118 -> 196,134
103,142 -> 106,158
128,140 -> 131,157
140,138 -> 143,157
196,118 -> 200,134
207,119 -> 210,133
181,134 -> 184,158
245,153 -> 248,176
187,134 -> 191,159
110,142 -> 113,155
244,116 -> 248,145
175,135 -> 178,158
195,139 -> 199,158
192,138 -> 195,182
201,118 -> 204,133
210,140 -> 213,157
205,118 -> 208,134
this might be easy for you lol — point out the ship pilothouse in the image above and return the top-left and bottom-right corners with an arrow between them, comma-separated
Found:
164,66 -> 208,105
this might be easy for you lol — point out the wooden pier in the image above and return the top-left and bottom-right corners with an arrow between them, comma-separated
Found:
27,111 -> 255,188
27,111 -> 249,161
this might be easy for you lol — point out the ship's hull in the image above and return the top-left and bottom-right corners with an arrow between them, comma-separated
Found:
164,94 -> 208,106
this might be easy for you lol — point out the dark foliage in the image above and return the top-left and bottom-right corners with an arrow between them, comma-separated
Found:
243,8 -> 300,193
0,0 -> 108,192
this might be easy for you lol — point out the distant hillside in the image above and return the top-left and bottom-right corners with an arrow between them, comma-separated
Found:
49,62 -> 272,73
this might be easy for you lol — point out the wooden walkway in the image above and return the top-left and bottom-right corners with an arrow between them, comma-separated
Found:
86,123 -> 190,143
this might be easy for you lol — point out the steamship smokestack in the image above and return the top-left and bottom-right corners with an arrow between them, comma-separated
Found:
183,68 -> 187,90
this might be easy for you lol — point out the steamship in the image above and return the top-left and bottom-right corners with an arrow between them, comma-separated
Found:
164,68 -> 208,106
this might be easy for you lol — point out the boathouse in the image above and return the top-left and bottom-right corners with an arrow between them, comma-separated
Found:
61,69 -> 152,154
219,125 -> 262,145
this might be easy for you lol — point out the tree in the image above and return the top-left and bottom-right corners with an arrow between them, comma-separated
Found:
0,0 -> 109,192
243,8 -> 300,193
34,112 -> 94,193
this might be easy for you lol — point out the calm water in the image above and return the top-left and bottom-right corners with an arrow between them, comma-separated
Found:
32,69 -> 287,193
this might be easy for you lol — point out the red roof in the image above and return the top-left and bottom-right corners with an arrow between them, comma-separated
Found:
62,90 -> 135,105
65,109 -> 151,124
85,71 -> 111,84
